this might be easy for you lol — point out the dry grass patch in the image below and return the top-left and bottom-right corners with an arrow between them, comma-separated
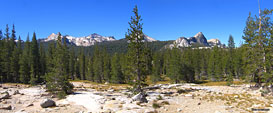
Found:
201,81 -> 245,86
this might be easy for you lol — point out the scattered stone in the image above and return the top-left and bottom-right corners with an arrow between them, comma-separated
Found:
0,91 -> 10,99
15,109 -> 28,113
144,86 -> 160,90
132,92 -> 148,103
102,109 -> 112,113
108,89 -> 115,92
2,100 -> 7,104
177,108 -> 182,112
270,104 -> 273,107
13,90 -> 20,95
145,109 -> 157,113
25,103 -> 34,107
185,94 -> 192,97
198,102 -> 201,105
0,105 -> 12,110
40,99 -> 56,108
16,100 -> 22,104
166,84 -> 182,89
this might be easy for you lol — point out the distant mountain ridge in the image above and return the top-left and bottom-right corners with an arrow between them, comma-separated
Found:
39,33 -> 157,46
39,33 -> 116,46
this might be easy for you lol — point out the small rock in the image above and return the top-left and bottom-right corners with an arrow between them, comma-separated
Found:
198,102 -> 201,105
177,108 -> 182,112
15,109 -> 28,113
185,94 -> 192,97
102,109 -> 112,113
2,100 -> 7,104
25,103 -> 34,107
108,89 -> 115,92
145,109 -> 157,113
132,92 -> 148,103
0,92 -> 10,99
40,99 -> 56,108
0,105 -> 12,110
13,90 -> 20,95
16,100 -> 22,104
270,104 -> 273,107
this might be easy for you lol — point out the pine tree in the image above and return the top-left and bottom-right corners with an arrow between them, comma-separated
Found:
46,42 -> 55,73
242,9 -> 273,86
75,58 -> 80,79
111,53 -> 124,83
79,48 -> 86,80
227,35 -> 235,85
45,32 -> 73,98
208,47 -> 217,81
87,57 -> 94,81
103,48 -> 111,82
19,35 -> 31,83
7,25 -> 17,82
93,45 -> 103,83
151,52 -> 162,83
2,24 -> 11,82
143,43 -> 152,76
30,32 -> 40,84
39,43 -> 46,82
126,6 -> 147,93
167,48 -> 182,83
63,36 -> 70,77
10,35 -> 21,82
69,47 -> 76,80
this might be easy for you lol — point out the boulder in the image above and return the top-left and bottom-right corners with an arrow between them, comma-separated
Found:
40,99 -> 56,108
132,92 -> 148,103
0,92 -> 10,99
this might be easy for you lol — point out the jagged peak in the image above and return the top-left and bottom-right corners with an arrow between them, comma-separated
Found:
194,32 -> 204,38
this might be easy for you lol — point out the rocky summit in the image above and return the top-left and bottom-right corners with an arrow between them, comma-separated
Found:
170,32 -> 224,48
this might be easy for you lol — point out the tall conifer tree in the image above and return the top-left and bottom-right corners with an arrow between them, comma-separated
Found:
126,6 -> 147,93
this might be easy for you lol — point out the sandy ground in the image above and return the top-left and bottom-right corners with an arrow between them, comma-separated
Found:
0,82 -> 273,113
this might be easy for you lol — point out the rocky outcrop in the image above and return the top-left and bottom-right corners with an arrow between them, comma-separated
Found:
193,32 -> 209,46
170,32 -> 223,48
207,39 -> 222,47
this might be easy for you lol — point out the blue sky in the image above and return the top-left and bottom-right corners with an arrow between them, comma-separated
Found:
0,0 -> 272,46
